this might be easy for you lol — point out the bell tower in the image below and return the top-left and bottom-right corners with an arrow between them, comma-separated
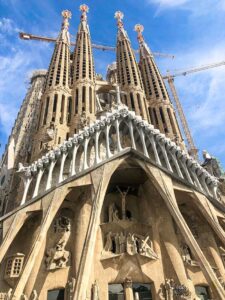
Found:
115,11 -> 150,121
70,4 -> 96,133
32,10 -> 72,161
135,24 -> 184,146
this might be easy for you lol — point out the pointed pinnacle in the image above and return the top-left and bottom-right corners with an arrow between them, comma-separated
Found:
134,24 -> 144,43
114,11 -> 124,28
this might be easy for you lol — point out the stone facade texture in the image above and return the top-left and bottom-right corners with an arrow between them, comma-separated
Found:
0,5 -> 225,300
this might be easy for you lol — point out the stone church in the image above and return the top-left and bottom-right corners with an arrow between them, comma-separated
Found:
0,4 -> 225,300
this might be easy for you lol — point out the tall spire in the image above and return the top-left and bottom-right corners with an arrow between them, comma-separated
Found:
45,10 -> 72,90
115,12 -> 150,121
135,24 -> 184,146
70,4 -> 96,133
31,11 -> 72,161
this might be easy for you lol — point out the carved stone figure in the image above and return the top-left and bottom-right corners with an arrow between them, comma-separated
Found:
54,215 -> 71,233
92,280 -> 99,300
164,279 -> 174,300
45,236 -> 70,270
139,236 -> 158,259
108,203 -> 120,222
202,150 -> 224,178
104,232 -> 113,252
80,112 -> 90,128
126,233 -> 137,255
103,231 -> 158,259
45,216 -> 71,270
181,244 -> 199,267
108,203 -> 114,223
66,278 -> 75,300
119,232 -> 126,253
114,233 -> 120,254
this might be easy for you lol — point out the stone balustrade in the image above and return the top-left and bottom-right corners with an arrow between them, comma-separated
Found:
17,105 -> 219,205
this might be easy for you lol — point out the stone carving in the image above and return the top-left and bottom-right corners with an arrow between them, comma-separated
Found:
54,216 -> 71,233
164,279 -> 191,300
66,278 -> 75,300
164,279 -> 174,300
45,216 -> 71,270
91,280 -> 99,300
124,277 -> 132,288
103,232 -> 158,259
181,244 -> 199,267
117,186 -> 130,220
0,289 -> 12,300
108,203 -> 119,222
202,150 -> 224,178
19,105 -> 219,206
80,112 -> 90,129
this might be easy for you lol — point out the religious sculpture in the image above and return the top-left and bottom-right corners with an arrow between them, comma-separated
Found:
181,244 -> 199,267
103,231 -> 158,259
45,236 -> 70,270
45,216 -> 71,270
108,203 -> 120,223
91,280 -> 100,300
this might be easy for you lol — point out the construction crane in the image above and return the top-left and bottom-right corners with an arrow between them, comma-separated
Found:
19,32 -> 175,58
162,61 -> 225,159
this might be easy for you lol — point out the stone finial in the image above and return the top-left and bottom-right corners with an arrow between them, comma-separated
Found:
61,10 -> 72,30
114,11 -> 124,28
134,24 -> 144,43
80,4 -> 89,21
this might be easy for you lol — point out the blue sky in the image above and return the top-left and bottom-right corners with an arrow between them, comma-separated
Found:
0,0 -> 225,168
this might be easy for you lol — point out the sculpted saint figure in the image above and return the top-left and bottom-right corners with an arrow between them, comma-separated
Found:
126,233 -> 137,255
104,231 -> 113,252
139,236 -> 158,259
115,233 -> 120,254
119,232 -> 126,253
112,207 -> 120,222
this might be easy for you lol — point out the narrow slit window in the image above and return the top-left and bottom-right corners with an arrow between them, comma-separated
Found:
43,97 -> 50,125
82,86 -> 86,112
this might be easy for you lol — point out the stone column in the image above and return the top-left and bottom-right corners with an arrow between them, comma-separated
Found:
124,277 -> 134,300
73,190 -> 92,275
159,207 -> 191,289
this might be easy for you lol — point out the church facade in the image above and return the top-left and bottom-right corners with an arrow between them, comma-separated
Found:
0,5 -> 225,300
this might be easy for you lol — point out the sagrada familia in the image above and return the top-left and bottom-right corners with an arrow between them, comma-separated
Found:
0,4 -> 225,300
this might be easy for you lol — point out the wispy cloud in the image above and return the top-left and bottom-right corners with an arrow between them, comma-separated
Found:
148,0 -> 225,16
149,0 -> 189,8
0,17 -> 22,34
158,41 -> 225,161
